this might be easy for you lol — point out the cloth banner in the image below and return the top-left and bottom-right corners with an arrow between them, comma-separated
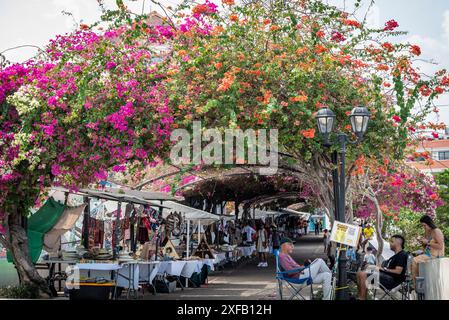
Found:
43,204 -> 86,252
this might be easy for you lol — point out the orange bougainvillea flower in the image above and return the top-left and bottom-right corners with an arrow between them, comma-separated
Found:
314,44 -> 328,54
301,128 -> 315,139
263,18 -> 271,25
229,13 -> 238,22
217,72 -> 236,92
214,62 -> 222,70
222,0 -> 235,5
342,19 -> 361,28
290,95 -> 308,102
80,23 -> 90,30
316,30 -> 325,38
212,25 -> 225,35
270,25 -> 281,31
296,47 -> 307,55
178,50 -> 187,56
263,90 -> 272,104
382,42 -> 395,52
376,64 -> 389,71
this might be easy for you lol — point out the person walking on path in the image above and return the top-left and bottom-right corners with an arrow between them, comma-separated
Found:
256,222 -> 269,267
314,220 -> 320,235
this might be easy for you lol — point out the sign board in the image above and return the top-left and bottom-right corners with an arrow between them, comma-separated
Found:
330,221 -> 362,247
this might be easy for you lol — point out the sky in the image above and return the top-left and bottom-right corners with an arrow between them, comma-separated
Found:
1,0 -> 449,123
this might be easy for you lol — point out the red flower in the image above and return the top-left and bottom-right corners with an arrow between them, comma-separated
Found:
434,86 -> 444,94
343,19 -> 361,28
419,85 -> 432,97
382,42 -> 395,52
316,30 -> 325,38
384,19 -> 399,31
392,115 -> 401,123
331,31 -> 346,42
432,132 -> 439,139
430,194 -> 439,200
410,45 -> 421,56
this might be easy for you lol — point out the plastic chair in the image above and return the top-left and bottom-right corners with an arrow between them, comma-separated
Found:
275,251 -> 313,300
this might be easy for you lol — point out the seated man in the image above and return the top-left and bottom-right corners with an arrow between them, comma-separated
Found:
278,237 -> 332,300
356,234 -> 408,300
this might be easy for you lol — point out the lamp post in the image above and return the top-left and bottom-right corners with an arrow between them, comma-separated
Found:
315,105 -> 370,300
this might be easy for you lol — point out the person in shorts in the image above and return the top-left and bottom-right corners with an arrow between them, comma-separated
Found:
356,235 -> 408,300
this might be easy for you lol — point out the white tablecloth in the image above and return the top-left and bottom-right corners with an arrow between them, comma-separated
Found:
203,259 -> 215,271
74,263 -> 121,286
237,245 -> 255,257
138,261 -> 160,285
214,253 -> 227,264
180,261 -> 200,278
158,261 -> 187,276
75,263 -> 121,271
117,262 -> 139,290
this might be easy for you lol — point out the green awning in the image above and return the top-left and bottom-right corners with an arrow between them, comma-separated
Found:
7,197 -> 66,264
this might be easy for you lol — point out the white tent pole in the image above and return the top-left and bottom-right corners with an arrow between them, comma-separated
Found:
186,219 -> 190,259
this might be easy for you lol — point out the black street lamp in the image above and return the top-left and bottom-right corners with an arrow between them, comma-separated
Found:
315,105 -> 370,300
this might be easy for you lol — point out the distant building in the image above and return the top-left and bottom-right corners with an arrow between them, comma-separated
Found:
407,139 -> 449,173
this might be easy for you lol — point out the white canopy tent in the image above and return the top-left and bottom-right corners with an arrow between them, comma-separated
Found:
280,208 -> 311,221
150,201 -> 219,225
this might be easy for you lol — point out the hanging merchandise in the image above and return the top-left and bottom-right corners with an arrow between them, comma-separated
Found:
165,212 -> 183,237
82,217 -> 104,248
136,217 -> 149,244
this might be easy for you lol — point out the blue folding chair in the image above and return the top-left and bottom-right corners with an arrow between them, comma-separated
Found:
275,251 -> 313,300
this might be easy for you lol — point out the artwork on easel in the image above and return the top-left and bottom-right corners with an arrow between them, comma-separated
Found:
192,238 -> 215,259
162,239 -> 180,260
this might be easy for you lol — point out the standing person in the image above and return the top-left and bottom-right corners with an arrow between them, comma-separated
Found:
314,220 -> 320,235
256,222 -> 269,267
303,219 -> 308,235
271,223 -> 281,256
323,229 -> 330,253
361,223 -> 375,252
242,222 -> 256,246
412,215 -> 445,286
296,219 -> 303,238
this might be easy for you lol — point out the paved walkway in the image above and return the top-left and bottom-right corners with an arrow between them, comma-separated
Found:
146,233 -> 327,300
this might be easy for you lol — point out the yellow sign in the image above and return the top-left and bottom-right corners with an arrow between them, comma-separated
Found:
330,221 -> 362,247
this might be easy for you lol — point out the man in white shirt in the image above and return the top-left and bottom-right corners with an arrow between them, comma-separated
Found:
242,222 -> 256,245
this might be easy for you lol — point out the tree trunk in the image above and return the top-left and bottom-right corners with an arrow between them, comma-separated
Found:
366,186 -> 384,261
7,209 -> 51,298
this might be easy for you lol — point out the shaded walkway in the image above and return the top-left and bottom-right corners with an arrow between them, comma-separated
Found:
147,233 -> 326,300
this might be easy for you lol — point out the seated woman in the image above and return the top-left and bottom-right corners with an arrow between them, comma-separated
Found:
412,215 -> 445,286
278,237 -> 332,300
